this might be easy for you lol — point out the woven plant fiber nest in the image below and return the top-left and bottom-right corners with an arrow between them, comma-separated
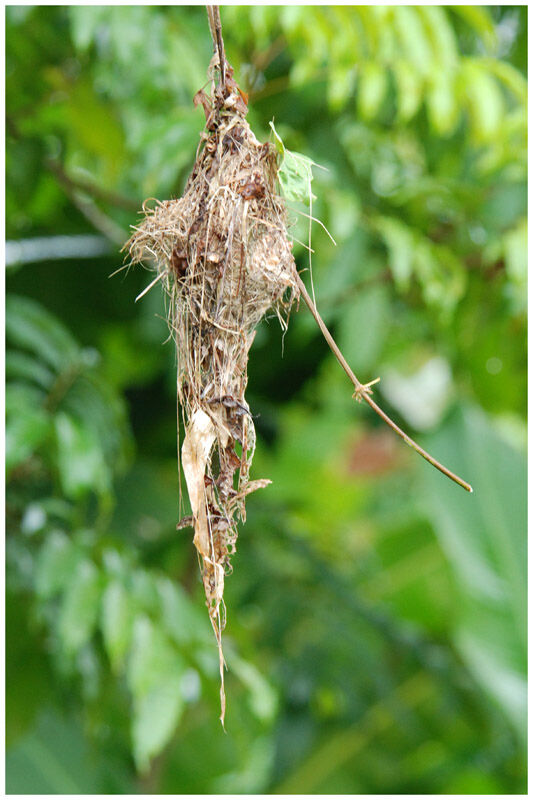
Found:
127,58 -> 299,722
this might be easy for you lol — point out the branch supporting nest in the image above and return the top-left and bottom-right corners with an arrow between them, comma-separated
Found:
295,274 -> 473,493
207,6 -> 226,89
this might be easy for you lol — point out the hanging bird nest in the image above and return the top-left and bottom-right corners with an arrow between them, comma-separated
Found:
127,55 -> 299,723
126,11 -> 472,726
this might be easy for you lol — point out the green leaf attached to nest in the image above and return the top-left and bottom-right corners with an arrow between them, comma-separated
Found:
269,121 -> 317,203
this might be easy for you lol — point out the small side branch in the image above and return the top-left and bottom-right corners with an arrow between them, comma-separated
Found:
296,273 -> 473,493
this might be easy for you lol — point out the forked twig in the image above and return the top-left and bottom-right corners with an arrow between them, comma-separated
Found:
296,273 -> 473,493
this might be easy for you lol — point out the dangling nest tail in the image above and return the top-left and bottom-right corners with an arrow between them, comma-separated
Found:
126,57 -> 299,723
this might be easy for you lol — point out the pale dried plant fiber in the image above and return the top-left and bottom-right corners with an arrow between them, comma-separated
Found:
127,60 -> 299,724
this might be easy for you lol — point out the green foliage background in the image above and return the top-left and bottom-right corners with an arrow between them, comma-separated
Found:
6,5 -> 526,794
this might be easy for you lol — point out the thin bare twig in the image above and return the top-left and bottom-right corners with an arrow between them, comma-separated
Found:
296,273 -> 473,493
206,6 -> 226,89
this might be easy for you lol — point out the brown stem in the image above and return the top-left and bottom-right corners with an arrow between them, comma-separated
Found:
45,157 -> 139,212
206,6 -> 226,89
253,34 -> 286,72
47,158 -> 127,245
44,363 -> 81,414
8,117 -> 139,213
296,273 -> 473,493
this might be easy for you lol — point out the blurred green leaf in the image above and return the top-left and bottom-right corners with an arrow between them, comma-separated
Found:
337,284 -> 390,374
462,61 -> 504,144
35,531 -> 82,600
6,295 -> 80,372
374,216 -> 413,290
69,6 -> 107,52
58,558 -> 102,654
130,570 -> 160,615
6,712 -> 95,793
503,217 -> 527,313
327,66 -> 355,111
393,61 -> 423,123
61,375 -> 131,475
393,6 -> 433,77
6,396 -> 51,475
101,579 -> 134,672
128,616 -> 186,772
229,652 -> 278,722
420,406 -> 526,740
54,412 -> 111,500
6,352 -> 55,390
132,686 -> 185,775
413,239 -> 466,314
481,57 -> 527,104
64,80 -> 126,179
418,6 -> 458,69
6,710 -> 135,794
357,62 -> 388,121
156,577 -> 210,647
449,6 -> 497,53
426,71 -> 459,136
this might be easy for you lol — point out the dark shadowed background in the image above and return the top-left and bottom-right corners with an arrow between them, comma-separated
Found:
6,5 -> 526,794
